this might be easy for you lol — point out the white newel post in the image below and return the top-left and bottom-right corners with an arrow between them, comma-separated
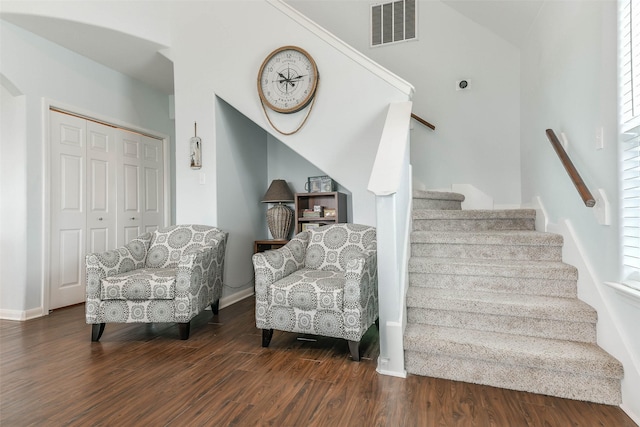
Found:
368,101 -> 413,378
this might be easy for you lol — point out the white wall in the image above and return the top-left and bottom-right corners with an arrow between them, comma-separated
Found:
170,0 -> 411,228
0,20 -> 174,317
169,1 -> 411,297
520,1 -> 639,420
0,80 -> 28,316
287,0 -> 522,206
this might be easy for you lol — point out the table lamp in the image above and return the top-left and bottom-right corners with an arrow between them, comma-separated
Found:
261,179 -> 294,240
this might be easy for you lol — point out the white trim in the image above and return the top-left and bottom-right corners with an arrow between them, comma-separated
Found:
41,98 -> 172,313
0,306 -> 46,321
266,0 -> 415,99
376,321 -> 408,378
219,287 -> 254,310
604,281 -> 640,307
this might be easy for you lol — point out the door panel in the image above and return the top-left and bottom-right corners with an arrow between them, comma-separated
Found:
141,135 -> 164,233
117,130 -> 143,245
50,112 -> 86,309
86,121 -> 116,255
59,229 -> 82,287
60,154 -> 83,211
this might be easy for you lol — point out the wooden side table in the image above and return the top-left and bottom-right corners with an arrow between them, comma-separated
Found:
254,239 -> 288,254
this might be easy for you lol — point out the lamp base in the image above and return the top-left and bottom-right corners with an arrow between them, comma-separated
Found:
266,204 -> 293,240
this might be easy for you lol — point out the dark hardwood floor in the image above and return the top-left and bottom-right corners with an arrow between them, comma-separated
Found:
0,297 -> 636,426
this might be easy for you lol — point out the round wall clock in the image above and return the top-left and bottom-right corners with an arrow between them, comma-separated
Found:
257,46 -> 319,115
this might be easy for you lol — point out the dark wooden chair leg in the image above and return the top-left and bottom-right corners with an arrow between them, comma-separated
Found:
262,329 -> 273,347
348,340 -> 360,361
375,318 -> 379,330
178,322 -> 190,340
211,299 -> 219,315
91,323 -> 105,342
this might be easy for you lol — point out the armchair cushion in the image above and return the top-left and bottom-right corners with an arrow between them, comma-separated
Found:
304,224 -> 376,271
146,224 -> 222,269
101,268 -> 177,300
270,268 -> 345,312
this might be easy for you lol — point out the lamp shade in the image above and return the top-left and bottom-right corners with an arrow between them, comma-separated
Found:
261,179 -> 294,203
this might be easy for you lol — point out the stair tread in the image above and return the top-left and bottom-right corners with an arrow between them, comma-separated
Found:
413,209 -> 536,219
404,323 -> 623,378
411,230 -> 563,245
406,286 -> 596,321
413,190 -> 465,201
409,257 -> 577,278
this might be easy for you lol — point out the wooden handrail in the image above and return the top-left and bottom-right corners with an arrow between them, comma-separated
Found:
545,129 -> 596,207
411,113 -> 435,131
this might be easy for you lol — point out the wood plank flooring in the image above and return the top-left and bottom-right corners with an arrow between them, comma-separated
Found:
0,297 -> 636,426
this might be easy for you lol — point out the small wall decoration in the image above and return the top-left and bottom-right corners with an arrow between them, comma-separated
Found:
190,122 -> 202,169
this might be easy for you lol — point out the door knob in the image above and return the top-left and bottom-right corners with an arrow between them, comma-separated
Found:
98,217 -> 103,221
130,217 -> 136,220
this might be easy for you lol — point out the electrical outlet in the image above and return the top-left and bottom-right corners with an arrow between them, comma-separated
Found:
560,132 -> 569,149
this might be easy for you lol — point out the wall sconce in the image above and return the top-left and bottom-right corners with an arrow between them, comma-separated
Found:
261,179 -> 294,240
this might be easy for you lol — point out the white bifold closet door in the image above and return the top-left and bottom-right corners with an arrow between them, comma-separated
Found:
49,110 -> 164,309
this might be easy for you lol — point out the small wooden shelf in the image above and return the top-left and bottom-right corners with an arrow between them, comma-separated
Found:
254,240 -> 288,254
294,191 -> 347,234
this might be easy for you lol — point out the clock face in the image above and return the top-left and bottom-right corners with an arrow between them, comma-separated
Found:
258,46 -> 319,114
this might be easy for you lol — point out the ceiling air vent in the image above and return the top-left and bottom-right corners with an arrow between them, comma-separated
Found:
371,0 -> 417,47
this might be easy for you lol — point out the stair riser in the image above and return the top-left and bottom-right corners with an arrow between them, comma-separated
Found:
413,199 -> 462,210
404,351 -> 622,405
413,219 -> 535,232
411,243 -> 563,261
409,261 -> 578,282
407,308 -> 596,343
409,273 -> 577,298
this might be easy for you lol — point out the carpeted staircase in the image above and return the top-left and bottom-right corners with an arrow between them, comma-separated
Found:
404,190 -> 623,405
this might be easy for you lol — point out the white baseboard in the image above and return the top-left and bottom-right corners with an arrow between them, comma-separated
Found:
219,287 -> 254,309
0,306 -> 46,321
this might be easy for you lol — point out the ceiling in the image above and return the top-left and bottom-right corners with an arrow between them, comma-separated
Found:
1,13 -> 175,94
1,1 -> 544,96
442,0 -> 544,49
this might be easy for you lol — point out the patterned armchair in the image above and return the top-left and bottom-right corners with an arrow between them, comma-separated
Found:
252,223 -> 378,361
85,225 -> 228,341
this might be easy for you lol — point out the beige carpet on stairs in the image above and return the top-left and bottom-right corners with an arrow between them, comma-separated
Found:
404,190 -> 623,405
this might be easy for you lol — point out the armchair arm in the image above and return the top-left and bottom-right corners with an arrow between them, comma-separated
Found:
252,231 -> 309,295
343,244 -> 378,340
85,233 -> 152,323
253,232 -> 309,328
173,245 -> 218,322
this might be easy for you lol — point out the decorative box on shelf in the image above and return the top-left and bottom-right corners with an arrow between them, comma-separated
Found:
302,209 -> 322,218
306,175 -> 336,193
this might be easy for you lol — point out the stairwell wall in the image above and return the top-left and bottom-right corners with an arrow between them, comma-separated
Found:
286,0 -> 522,207
521,2 -> 639,421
